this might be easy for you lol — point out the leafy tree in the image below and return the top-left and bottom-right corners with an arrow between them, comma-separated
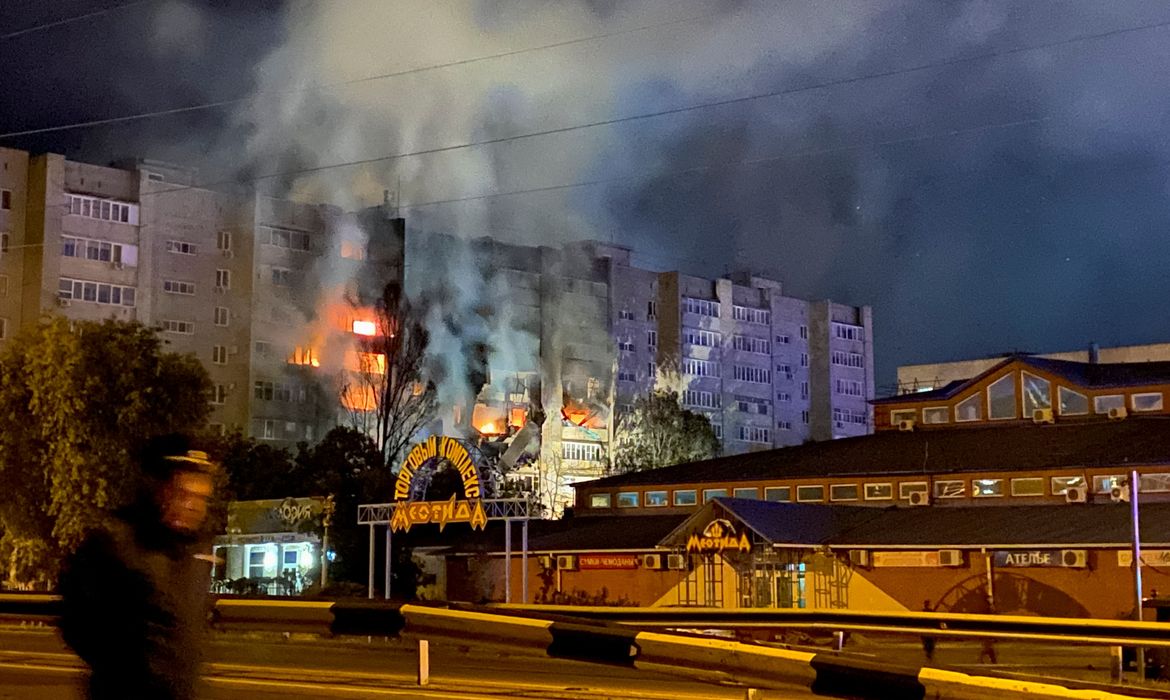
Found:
0,318 -> 211,587
206,430 -> 296,502
341,281 -> 438,469
610,389 -> 720,474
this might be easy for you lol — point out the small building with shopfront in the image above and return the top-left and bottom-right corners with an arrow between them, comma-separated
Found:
213,496 -> 328,595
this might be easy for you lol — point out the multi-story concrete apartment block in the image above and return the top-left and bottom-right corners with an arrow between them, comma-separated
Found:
1,147 -> 403,448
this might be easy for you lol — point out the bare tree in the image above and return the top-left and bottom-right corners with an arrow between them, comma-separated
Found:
341,281 -> 437,469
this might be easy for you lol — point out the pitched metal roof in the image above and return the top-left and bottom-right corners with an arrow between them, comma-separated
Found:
578,417 -> 1170,489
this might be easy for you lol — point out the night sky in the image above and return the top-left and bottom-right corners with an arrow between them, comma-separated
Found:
5,1 -> 1170,393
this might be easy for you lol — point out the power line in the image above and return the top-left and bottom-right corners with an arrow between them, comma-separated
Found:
0,10 -> 721,140
112,13 -> 1170,203
1,0 -> 154,41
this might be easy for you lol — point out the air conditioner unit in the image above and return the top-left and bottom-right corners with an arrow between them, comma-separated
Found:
898,419 -> 916,432
907,491 -> 931,507
938,549 -> 964,567
666,554 -> 687,570
848,550 -> 870,568
1111,484 -> 1131,503
642,553 -> 664,570
537,555 -> 552,569
1065,486 -> 1088,503
1109,406 -> 1128,421
1032,408 -> 1055,425
1060,549 -> 1088,568
556,555 -> 578,571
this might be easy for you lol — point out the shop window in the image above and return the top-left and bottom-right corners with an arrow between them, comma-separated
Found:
890,409 -> 916,426
796,485 -> 824,502
1133,393 -> 1164,412
1010,477 -> 1045,497
248,550 -> 266,579
590,493 -> 611,508
703,488 -> 729,503
283,550 -> 299,569
864,483 -> 893,500
972,479 -> 1004,497
922,407 -> 949,424
1093,475 -> 1126,494
829,484 -> 859,501
617,492 -> 639,508
1050,476 -> 1085,496
764,486 -> 791,502
955,394 -> 982,422
1059,387 -> 1089,416
733,487 -> 760,500
1094,394 -> 1124,414
899,482 -> 928,500
645,490 -> 668,507
988,374 -> 1017,420
1139,473 -> 1170,493
933,480 -> 966,499
1021,372 -> 1052,415
673,490 -> 697,506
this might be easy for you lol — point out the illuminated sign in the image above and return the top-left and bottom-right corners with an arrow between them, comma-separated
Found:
994,550 -> 1087,568
1119,550 -> 1170,567
391,435 -> 486,533
686,519 -> 750,555
579,554 -> 639,570
871,551 -> 941,568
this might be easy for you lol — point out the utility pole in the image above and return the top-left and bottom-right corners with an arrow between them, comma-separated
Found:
320,495 -> 335,589
1131,470 -> 1146,680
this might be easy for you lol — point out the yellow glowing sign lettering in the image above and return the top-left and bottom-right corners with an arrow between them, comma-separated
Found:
685,519 -> 751,555
390,494 -> 488,533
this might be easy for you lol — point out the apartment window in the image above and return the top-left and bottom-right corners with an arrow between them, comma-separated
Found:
800,381 -> 809,400
163,279 -> 196,295
165,240 -> 197,255
60,235 -> 138,267
1093,475 -> 1126,494
0,318 -> 6,339
801,410 -> 809,424
1133,392 -> 1164,412
683,390 -> 720,409
1094,394 -> 1125,414
832,323 -> 863,341
0,275 -> 7,297
647,300 -> 657,320
271,267 -> 293,286
261,225 -> 312,252
562,441 -> 601,462
864,483 -> 893,501
800,353 -> 809,367
796,485 -> 824,502
1050,476 -> 1085,496
257,419 -> 277,440
703,488 -> 729,503
254,381 -> 274,401
833,407 -> 867,426
214,307 -> 230,327
764,486 -> 791,502
732,335 -> 771,354
835,379 -> 864,397
254,341 -> 272,357
922,406 -> 949,424
66,193 -> 138,224
161,320 -> 194,335
732,305 -> 770,324
212,345 -> 228,365
899,482 -> 928,500
0,190 -> 9,210
736,397 -> 771,415
210,385 -> 227,405
208,423 -> 225,436
1059,386 -> 1089,415
616,492 -> 639,508
988,374 -> 1017,420
734,365 -> 771,384
645,491 -> 669,507
972,478 -> 1004,497
682,358 -> 719,377
733,487 -> 759,500
217,230 -> 232,251
738,425 -> 771,443
829,484 -> 859,502
799,325 -> 808,340
776,334 -> 790,344
618,339 -> 635,352
215,269 -> 231,290
0,232 -> 8,256
777,392 -> 791,402
1010,477 -> 1045,497
619,308 -> 634,320
683,297 -> 719,317
684,328 -> 719,347
59,277 -> 136,306
777,420 -> 792,430
673,490 -> 697,506
934,480 -> 966,499
648,361 -> 657,378
647,330 -> 657,348
617,370 -> 636,382
831,351 -> 865,368
710,421 -> 723,440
